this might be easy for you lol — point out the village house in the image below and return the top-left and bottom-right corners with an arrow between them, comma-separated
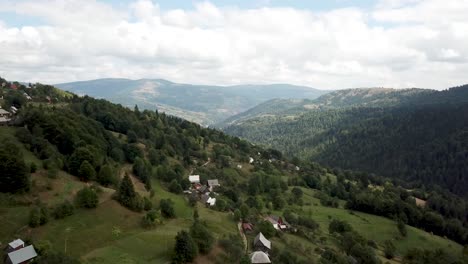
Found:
197,185 -> 209,194
253,232 -> 271,253
201,194 -> 216,206
250,251 -> 271,264
249,157 -> 254,164
0,108 -> 11,125
5,239 -> 37,264
265,215 -> 290,230
188,175 -> 200,184
207,179 -> 220,191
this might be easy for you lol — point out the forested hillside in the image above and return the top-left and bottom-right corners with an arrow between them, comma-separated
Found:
224,85 -> 468,196
1,77 -> 468,264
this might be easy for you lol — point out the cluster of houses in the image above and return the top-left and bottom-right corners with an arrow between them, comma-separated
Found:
243,215 -> 292,263
186,175 -> 220,207
3,239 -> 37,264
0,106 -> 16,125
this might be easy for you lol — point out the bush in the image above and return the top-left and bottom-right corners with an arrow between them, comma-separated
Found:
52,200 -> 75,219
97,164 -> 115,187
141,210 -> 162,229
30,162 -> 38,173
29,205 -> 49,227
78,160 -> 96,181
169,179 -> 182,194
75,187 -> 98,208
144,197 -> 153,211
257,220 -> 276,238
329,219 -> 352,234
160,199 -> 176,218
383,240 -> 396,259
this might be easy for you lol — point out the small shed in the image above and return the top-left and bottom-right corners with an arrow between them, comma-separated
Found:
250,251 -> 271,264
6,239 -> 24,253
7,245 -> 37,264
253,232 -> 271,253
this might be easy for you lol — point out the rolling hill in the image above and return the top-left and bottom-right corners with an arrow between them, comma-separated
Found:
56,78 -> 329,126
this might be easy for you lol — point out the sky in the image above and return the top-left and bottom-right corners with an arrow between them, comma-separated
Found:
0,0 -> 467,90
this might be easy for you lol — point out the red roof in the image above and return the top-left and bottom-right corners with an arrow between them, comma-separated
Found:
10,84 -> 17,90
242,223 -> 253,231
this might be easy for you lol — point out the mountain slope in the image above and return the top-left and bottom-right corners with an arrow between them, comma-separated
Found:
56,78 -> 329,126
223,85 -> 468,196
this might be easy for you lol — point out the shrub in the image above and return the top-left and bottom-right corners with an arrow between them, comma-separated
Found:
384,240 -> 396,259
75,187 -> 98,208
160,199 -> 176,218
52,200 -> 74,219
29,205 -> 49,227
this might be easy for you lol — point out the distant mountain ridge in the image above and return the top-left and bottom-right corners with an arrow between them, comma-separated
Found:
56,78 -> 329,126
217,87 -> 435,127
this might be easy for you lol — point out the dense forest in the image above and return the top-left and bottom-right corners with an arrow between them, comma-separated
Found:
1,77 -> 468,264
224,85 -> 468,197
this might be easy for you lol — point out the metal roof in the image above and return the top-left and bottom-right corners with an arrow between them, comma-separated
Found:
8,239 -> 24,249
8,245 -> 37,264
254,232 -> 271,249
250,251 -> 271,264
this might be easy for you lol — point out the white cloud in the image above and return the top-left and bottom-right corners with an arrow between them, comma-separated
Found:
0,0 -> 467,89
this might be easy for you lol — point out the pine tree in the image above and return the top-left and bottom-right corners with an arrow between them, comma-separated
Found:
173,230 -> 197,263
117,174 -> 136,208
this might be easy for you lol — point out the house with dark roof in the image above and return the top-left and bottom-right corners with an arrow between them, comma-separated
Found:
253,232 -> 271,253
6,245 -> 37,264
250,251 -> 271,264
197,185 -> 209,194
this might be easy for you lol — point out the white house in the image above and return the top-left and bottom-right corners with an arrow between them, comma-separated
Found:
249,157 -> 254,164
188,175 -> 200,183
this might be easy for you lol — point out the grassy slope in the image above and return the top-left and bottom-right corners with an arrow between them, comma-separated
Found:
297,188 -> 461,256
0,126 -> 462,263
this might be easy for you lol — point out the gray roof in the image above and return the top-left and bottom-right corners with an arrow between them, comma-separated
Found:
250,251 -> 271,264
201,194 -> 210,204
0,108 -> 10,114
207,179 -> 219,186
254,232 -> 271,249
8,239 -> 24,249
8,245 -> 37,264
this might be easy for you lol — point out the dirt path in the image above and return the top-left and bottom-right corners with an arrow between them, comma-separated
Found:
237,222 -> 248,253
202,158 -> 211,167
